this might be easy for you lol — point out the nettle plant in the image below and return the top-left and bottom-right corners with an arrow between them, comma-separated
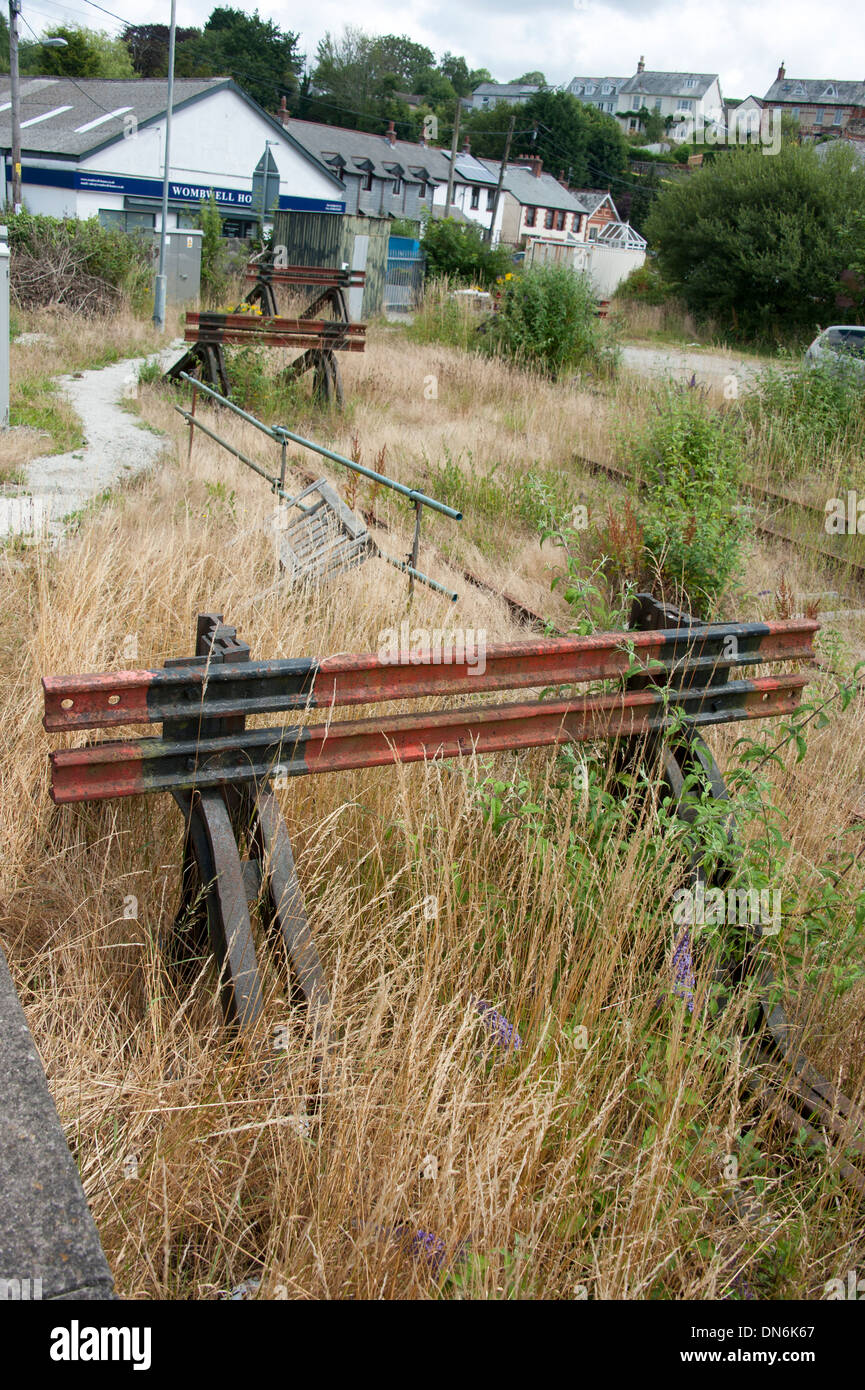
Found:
627,388 -> 751,618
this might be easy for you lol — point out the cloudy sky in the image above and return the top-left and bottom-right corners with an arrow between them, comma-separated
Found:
22,0 -> 865,101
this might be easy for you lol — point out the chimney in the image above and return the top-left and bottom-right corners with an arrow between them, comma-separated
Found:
532,155 -> 542,177
637,55 -> 645,74
278,95 -> 288,127
462,136 -> 471,154
777,62 -> 786,82
386,120 -> 396,147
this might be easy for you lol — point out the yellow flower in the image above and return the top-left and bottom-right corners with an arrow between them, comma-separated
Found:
505,272 -> 513,280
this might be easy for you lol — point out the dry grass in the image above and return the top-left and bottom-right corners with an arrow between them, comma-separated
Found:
0,313 -> 864,1300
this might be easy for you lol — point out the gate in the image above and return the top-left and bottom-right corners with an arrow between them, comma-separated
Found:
385,236 -> 425,311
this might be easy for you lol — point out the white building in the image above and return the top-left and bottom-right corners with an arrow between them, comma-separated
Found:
0,76 -> 345,237
615,60 -> 723,137
435,152 -> 588,248
469,83 -> 541,110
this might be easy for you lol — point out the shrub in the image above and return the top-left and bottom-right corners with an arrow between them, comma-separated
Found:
645,142 -> 865,340
615,261 -> 672,306
625,388 -> 750,616
486,265 -> 616,379
7,210 -> 152,313
420,217 -> 512,287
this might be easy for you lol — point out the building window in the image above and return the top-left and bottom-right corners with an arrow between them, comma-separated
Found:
486,188 -> 495,210
572,212 -> 582,233
677,99 -> 693,111
589,225 -> 598,240
544,209 -> 554,229
556,209 -> 566,230
791,107 -> 800,120
524,206 -> 536,226
834,109 -> 844,125
470,185 -> 480,209
654,98 -> 662,111
392,177 -> 401,194
685,77 -> 697,88
361,168 -> 373,192
584,83 -> 595,95
602,82 -> 611,94
814,108 -> 824,124
98,209 -> 155,234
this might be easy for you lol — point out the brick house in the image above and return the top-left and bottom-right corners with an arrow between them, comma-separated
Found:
571,190 -> 620,241
762,65 -> 865,137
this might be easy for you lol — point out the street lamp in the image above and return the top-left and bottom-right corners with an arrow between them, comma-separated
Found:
8,3 -> 67,213
152,0 -> 177,329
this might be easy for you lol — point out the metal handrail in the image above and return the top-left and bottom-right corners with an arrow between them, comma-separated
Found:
177,373 -> 462,520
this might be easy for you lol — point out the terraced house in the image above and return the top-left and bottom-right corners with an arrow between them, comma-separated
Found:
280,116 -> 450,219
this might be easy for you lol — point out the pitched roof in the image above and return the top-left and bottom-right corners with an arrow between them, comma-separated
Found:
572,189 -> 620,217
472,83 -> 540,99
479,160 -> 588,213
619,71 -> 718,99
763,76 -> 865,105
0,75 -> 344,186
568,77 -> 628,94
285,117 -> 453,184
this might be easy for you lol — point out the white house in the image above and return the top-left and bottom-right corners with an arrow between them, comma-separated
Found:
469,83 -> 540,110
0,76 -> 345,237
435,152 -> 588,248
567,76 -> 629,115
615,60 -> 723,137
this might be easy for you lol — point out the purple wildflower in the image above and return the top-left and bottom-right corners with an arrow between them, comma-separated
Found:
410,1229 -> 447,1273
672,931 -> 695,1013
471,997 -> 522,1050
726,1272 -> 755,1300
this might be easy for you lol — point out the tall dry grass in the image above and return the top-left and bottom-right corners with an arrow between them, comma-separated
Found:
0,315 -> 863,1299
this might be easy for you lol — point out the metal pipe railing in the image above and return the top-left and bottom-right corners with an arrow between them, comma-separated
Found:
177,373 -> 462,520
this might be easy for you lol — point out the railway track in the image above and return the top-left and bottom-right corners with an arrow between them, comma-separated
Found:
574,452 -> 865,590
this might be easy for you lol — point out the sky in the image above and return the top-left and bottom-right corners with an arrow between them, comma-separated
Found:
20,0 -> 865,102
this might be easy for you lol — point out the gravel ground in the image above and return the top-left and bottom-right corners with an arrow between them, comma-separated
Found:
619,343 -> 766,392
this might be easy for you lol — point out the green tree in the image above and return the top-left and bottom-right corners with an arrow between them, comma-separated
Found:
198,8 -> 301,108
122,24 -> 202,78
20,25 -> 134,78
464,90 -> 628,187
645,142 -> 865,337
512,71 -> 546,86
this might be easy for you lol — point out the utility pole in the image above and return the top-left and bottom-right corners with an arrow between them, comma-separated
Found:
152,0 -> 177,329
9,0 -> 22,214
444,102 -> 461,217
487,114 -> 515,244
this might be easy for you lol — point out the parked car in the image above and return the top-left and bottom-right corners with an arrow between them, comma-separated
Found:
804,325 -> 865,379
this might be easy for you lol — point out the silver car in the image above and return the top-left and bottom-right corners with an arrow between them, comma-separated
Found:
804,325 -> 865,379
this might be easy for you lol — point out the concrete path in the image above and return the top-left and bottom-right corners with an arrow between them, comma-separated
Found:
2,344 -> 181,541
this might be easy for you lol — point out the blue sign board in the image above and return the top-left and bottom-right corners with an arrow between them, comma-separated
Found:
12,162 -> 344,215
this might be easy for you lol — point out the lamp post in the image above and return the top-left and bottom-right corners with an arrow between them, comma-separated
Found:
152,0 -> 177,329
8,6 -> 67,213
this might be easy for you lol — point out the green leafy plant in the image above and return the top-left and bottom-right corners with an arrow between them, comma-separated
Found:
625,388 -> 750,616
486,265 -> 617,380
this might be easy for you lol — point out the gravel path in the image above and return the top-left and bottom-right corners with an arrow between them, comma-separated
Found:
2,345 -> 181,540
620,343 -> 766,392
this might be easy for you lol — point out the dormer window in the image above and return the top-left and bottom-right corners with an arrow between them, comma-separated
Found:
584,83 -> 595,95
824,84 -> 836,98
685,77 -> 697,88
602,82 -> 611,94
